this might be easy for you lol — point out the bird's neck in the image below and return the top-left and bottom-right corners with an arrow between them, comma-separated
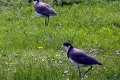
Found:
67,46 -> 73,58
34,0 -> 40,5
65,46 -> 73,53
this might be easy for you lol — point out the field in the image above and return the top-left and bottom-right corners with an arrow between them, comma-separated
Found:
0,0 -> 120,80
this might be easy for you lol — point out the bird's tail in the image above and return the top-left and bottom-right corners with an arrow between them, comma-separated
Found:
98,63 -> 102,65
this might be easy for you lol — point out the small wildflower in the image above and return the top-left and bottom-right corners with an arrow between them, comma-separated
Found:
48,56 -> 51,58
13,54 -> 17,57
5,69 -> 7,71
64,70 -> 68,74
68,74 -> 70,76
58,56 -> 61,59
42,59 -> 45,62
59,61 -> 62,64
24,61 -> 26,63
56,55 -> 60,57
98,45 -> 101,47
5,62 -> 8,65
100,50 -> 103,52
8,68 -> 10,71
114,75 -> 116,77
10,63 -> 12,67
116,52 -> 120,55
13,71 -> 16,73
35,58 -> 37,61
16,61 -> 18,64
62,75 -> 65,77
37,46 -> 43,49
61,51 -> 63,53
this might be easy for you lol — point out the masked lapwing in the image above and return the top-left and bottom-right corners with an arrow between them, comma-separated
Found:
62,42 -> 102,77
33,0 -> 57,26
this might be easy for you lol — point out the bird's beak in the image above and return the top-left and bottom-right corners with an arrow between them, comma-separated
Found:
60,45 -> 64,50
28,0 -> 32,3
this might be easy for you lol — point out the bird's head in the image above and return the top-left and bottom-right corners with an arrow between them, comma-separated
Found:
34,0 -> 40,5
62,42 -> 73,52
34,0 -> 39,1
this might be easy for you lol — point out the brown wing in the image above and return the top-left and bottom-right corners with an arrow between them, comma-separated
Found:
35,2 -> 57,16
69,49 -> 101,65
73,48 -> 90,55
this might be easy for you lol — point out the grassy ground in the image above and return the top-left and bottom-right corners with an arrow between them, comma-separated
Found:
0,0 -> 120,80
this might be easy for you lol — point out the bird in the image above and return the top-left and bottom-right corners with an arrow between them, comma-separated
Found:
33,0 -> 57,26
62,42 -> 102,77
28,0 -> 32,3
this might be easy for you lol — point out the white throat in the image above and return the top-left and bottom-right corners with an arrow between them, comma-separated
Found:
64,46 -> 71,52
34,0 -> 40,5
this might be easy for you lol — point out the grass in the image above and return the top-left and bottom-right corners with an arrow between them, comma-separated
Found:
0,0 -> 120,80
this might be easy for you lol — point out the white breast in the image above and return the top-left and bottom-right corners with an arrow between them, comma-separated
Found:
35,11 -> 44,17
34,1 -> 38,5
69,58 -> 86,67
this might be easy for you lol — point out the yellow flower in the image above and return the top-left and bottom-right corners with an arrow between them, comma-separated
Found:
37,46 -> 43,49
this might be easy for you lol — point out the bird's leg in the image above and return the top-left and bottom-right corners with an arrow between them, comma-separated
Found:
45,19 -> 46,26
45,18 -> 47,26
78,66 -> 81,78
46,16 -> 49,26
45,17 -> 49,26
48,16 -> 49,22
83,65 -> 92,77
